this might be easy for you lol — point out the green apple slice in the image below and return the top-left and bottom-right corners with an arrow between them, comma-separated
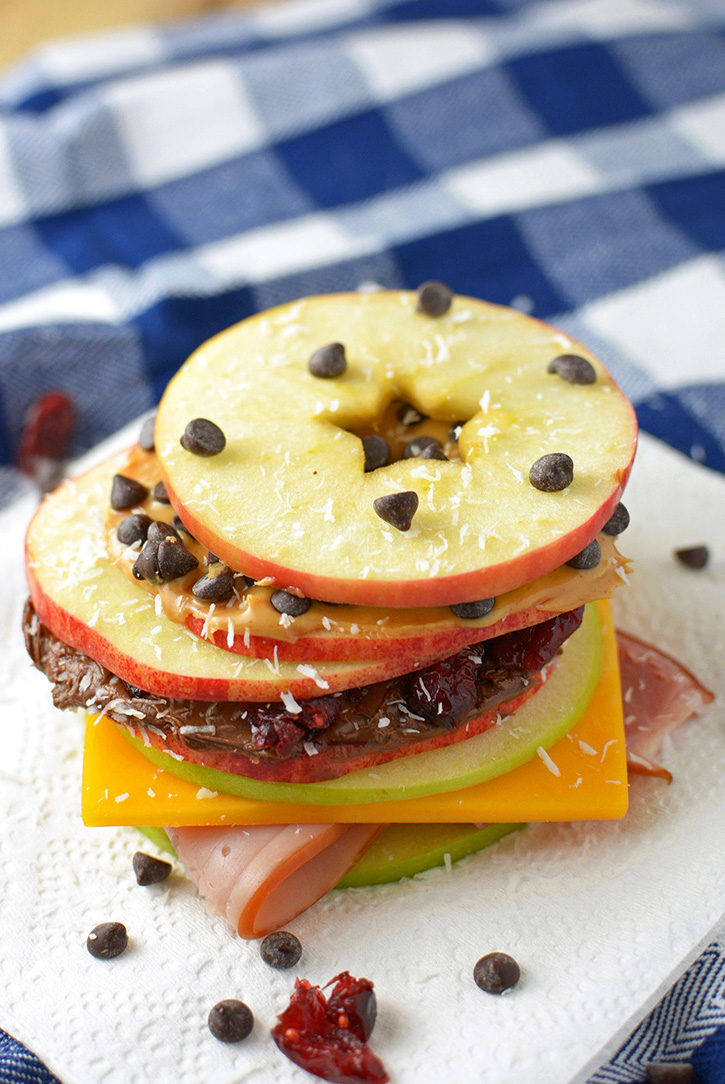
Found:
136,823 -> 524,887
156,292 -> 637,607
122,603 -> 601,805
336,822 -> 523,887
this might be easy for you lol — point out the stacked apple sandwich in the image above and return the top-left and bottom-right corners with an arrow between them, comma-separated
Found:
24,287 -> 638,936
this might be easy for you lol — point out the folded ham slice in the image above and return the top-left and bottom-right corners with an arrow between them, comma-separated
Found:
167,823 -> 383,939
618,630 -> 714,782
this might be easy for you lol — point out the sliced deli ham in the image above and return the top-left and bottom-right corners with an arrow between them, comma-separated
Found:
168,823 -> 383,939
618,630 -> 714,782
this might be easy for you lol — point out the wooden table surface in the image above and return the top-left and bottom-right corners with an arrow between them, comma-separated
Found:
2,0 -> 269,71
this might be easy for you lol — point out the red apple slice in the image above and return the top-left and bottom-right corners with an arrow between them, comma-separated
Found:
25,453 -> 448,702
156,292 -> 637,607
107,444 -> 629,661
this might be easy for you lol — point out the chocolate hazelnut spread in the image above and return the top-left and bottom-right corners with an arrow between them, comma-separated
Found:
23,599 -> 540,763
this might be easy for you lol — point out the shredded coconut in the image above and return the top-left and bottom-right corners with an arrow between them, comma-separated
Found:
536,746 -> 560,776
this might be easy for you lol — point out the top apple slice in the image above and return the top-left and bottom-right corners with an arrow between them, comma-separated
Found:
156,292 -> 637,607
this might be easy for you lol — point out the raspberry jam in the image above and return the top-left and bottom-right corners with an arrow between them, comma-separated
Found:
271,971 -> 389,1084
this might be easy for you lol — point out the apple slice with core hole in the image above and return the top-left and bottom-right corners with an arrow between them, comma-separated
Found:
137,822 -> 524,887
119,603 -> 601,804
156,292 -> 637,607
25,453 -> 448,701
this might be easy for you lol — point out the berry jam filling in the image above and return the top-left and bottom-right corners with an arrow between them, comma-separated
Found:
271,971 -> 388,1084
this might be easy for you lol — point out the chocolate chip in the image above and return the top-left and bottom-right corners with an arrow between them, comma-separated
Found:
308,342 -> 347,378
529,453 -> 574,492
373,491 -> 419,531
117,513 -> 152,546
645,1066 -> 695,1084
148,520 -> 181,543
601,502 -> 630,535
397,404 -> 428,427
206,551 -> 220,565
139,416 -> 156,451
451,598 -> 495,620
403,436 -> 442,459
172,514 -> 194,539
208,1000 -> 254,1043
157,539 -> 199,581
260,930 -> 302,969
271,590 -> 312,617
180,418 -> 226,457
419,443 -> 448,461
473,952 -> 520,994
675,545 -> 709,570
193,565 -> 235,602
110,474 -> 148,510
362,434 -> 389,472
133,851 -> 172,886
566,539 -> 601,570
133,540 -> 162,583
152,481 -> 171,504
547,353 -> 597,385
416,280 -> 454,316
87,922 -> 128,959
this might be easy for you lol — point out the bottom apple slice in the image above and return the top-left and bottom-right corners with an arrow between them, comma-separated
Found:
122,603 -> 601,805
137,822 -> 523,888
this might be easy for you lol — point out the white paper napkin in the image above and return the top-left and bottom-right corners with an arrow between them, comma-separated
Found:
1,430 -> 723,1084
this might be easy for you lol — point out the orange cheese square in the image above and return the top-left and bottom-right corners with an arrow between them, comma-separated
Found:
82,601 -> 628,826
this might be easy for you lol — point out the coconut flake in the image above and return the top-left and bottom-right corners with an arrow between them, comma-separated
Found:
536,746 -> 560,776
280,690 -> 303,715
296,664 -> 330,690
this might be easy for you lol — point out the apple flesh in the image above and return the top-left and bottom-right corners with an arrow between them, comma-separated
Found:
119,603 -> 601,804
156,292 -> 637,607
137,822 -> 525,887
25,453 -> 448,702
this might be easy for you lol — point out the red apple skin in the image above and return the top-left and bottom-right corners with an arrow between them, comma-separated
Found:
26,561 -> 447,703
165,455 -> 636,609
124,676 -> 543,784
185,602 -> 569,661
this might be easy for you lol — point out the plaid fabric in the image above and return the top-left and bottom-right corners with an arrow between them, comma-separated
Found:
1,0 -> 724,1079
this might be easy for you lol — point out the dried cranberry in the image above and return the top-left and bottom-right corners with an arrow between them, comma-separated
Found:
271,972 -> 388,1084
488,608 -> 584,672
406,647 -> 480,728
17,391 -> 76,475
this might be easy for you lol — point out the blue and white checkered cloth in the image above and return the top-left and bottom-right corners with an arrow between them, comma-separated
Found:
1,0 -> 723,1079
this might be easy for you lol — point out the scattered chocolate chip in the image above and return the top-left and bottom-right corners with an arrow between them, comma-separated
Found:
110,474 -> 148,510
403,436 -> 442,459
601,502 -> 630,535
547,353 -> 597,385
473,952 -> 520,994
566,539 -> 601,570
529,453 -> 574,492
397,404 -> 428,427
206,551 -> 220,565
180,418 -> 226,457
239,574 -> 256,589
152,481 -> 171,504
645,1065 -> 695,1084
362,434 -> 389,473
451,598 -> 495,620
148,520 -> 181,544
373,491 -> 419,532
139,416 -> 156,451
172,514 -> 194,539
133,540 -> 162,583
117,513 -> 152,546
260,930 -> 302,969
157,539 -> 199,581
271,590 -> 312,617
193,565 -> 235,602
208,1000 -> 254,1043
675,545 -> 709,570
416,280 -> 454,316
308,342 -> 347,379
87,922 -> 128,960
133,851 -> 172,886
